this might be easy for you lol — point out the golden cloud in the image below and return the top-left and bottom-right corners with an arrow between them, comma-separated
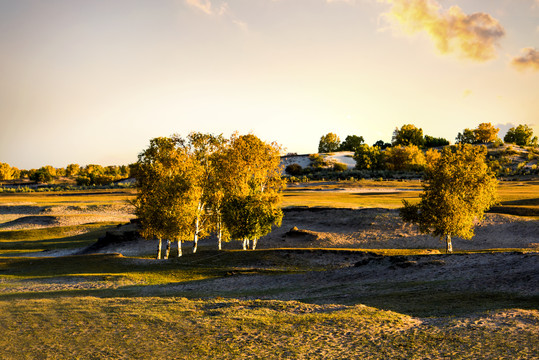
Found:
511,48 -> 539,72
383,0 -> 505,62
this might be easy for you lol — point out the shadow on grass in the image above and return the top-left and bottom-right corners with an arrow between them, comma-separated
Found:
0,223 -> 121,252
339,291 -> 539,318
2,251 -> 538,318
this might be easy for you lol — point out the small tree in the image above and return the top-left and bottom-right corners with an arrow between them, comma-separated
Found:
474,123 -> 499,143
318,133 -> 341,153
373,140 -> 391,149
392,124 -> 425,147
385,145 -> 426,171
285,163 -> 303,176
424,135 -> 449,148
181,132 -> 227,253
339,135 -> 364,152
218,134 -> 284,250
0,163 -> 14,180
30,166 -> 56,183
504,124 -> 536,146
455,128 -> 476,144
133,137 -> 202,259
400,144 -> 497,253
354,144 -> 384,170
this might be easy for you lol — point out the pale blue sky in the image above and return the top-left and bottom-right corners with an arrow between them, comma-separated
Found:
1,0 -> 538,168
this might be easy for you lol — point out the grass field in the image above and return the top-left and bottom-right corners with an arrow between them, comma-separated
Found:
0,180 -> 537,359
282,179 -> 539,213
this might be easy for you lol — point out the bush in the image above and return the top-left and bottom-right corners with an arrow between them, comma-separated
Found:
504,146 -> 518,156
309,154 -> 329,169
285,163 -> 303,176
333,162 -> 348,172
384,145 -> 426,171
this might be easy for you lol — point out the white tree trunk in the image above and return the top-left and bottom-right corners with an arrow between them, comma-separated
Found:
193,216 -> 199,254
252,238 -> 258,250
217,219 -> 222,251
157,238 -> 162,259
177,240 -> 182,257
446,234 -> 453,254
242,238 -> 249,250
164,239 -> 171,259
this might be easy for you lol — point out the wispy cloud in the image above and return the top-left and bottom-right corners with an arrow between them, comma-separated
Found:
382,0 -> 505,62
185,0 -> 227,16
184,0 -> 248,31
511,47 -> 539,72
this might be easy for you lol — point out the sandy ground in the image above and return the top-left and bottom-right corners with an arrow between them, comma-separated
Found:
0,204 -> 134,231
257,207 -> 539,251
280,151 -> 356,172
1,202 -> 537,253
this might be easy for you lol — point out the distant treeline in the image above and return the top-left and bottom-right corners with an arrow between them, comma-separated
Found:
284,123 -> 539,180
0,163 -> 133,185
317,123 -> 537,154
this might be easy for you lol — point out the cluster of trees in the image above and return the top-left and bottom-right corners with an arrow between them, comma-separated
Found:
0,162 -> 131,185
132,132 -> 284,259
318,125 -> 451,155
455,123 -> 500,144
353,144 -> 441,172
401,144 -> 498,253
318,134 -> 365,153
319,122 -> 537,156
456,123 -> 537,146
310,123 -> 537,175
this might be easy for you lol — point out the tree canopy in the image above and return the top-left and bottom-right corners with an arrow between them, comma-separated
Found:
217,133 -> 284,250
400,144 -> 497,253
0,163 -> 17,180
504,124 -> 537,146
339,135 -> 364,152
474,123 -> 499,143
455,129 -> 476,144
353,144 -> 384,170
392,124 -> 425,147
424,135 -> 449,148
132,136 -> 202,258
318,133 -> 341,153
133,133 -> 284,257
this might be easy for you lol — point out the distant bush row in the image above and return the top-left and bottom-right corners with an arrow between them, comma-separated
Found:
0,182 -> 134,193
318,123 -> 537,155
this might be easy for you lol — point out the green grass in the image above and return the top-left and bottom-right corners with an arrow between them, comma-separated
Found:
283,190 -> 421,209
282,179 -> 539,215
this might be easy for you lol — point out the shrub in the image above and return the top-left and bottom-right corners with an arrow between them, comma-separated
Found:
353,144 -> 384,170
384,145 -> 426,171
333,162 -> 348,172
285,163 -> 303,176
504,146 -> 518,156
309,154 -> 329,169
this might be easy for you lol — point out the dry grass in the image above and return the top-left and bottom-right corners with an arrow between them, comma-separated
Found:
0,297 -> 536,359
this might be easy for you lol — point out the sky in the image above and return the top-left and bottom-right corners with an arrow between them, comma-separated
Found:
1,0 -> 538,169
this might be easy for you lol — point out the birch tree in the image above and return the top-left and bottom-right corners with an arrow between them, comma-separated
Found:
133,137 -> 201,259
218,133 -> 284,250
400,144 -> 497,253
179,132 -> 227,253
